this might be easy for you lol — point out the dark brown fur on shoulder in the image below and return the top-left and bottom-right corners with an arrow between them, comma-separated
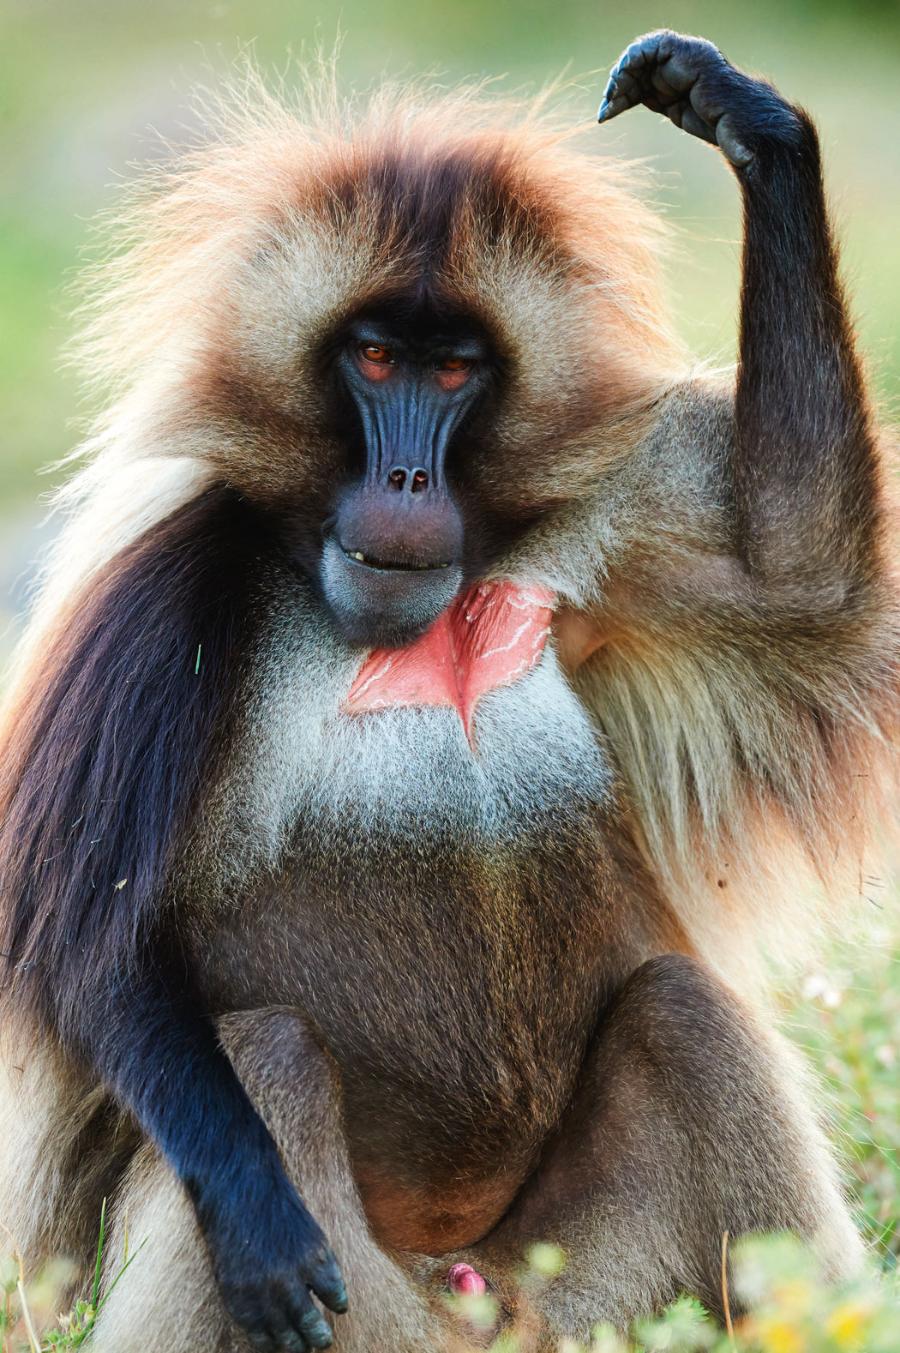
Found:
0,486 -> 264,1044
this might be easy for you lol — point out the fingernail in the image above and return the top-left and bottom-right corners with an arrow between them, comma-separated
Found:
597,98 -> 610,122
302,1316 -> 332,1349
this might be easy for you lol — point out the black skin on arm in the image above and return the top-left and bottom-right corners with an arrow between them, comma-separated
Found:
599,31 -> 879,594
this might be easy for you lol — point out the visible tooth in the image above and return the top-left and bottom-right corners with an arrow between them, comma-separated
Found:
351,551 -> 365,562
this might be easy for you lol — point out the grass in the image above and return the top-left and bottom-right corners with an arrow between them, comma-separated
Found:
1,1200 -> 146,1353
783,920 -> 900,1266
447,1235 -> 900,1351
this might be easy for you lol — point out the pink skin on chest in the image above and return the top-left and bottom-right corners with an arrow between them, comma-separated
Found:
343,581 -> 556,742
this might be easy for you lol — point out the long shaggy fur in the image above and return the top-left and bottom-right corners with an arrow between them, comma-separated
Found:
15,71 -> 682,659
4,70 -> 897,992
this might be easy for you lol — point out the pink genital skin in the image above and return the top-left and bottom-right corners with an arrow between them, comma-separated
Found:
447,1263 -> 488,1297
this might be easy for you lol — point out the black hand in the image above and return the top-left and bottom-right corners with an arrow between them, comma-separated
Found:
85,964 -> 348,1352
597,30 -> 802,169
198,1162 -> 347,1352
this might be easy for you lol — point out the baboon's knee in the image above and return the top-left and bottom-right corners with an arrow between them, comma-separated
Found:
612,953 -> 775,1096
605,954 -> 861,1277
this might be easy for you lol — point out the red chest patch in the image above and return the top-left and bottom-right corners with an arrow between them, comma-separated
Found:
343,581 -> 556,741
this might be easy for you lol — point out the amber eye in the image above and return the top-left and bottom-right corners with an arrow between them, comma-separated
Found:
360,343 -> 392,364
435,354 -> 473,391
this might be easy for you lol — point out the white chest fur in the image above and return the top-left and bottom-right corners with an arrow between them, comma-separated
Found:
204,581 -> 614,890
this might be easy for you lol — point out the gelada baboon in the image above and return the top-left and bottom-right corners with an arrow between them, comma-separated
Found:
0,28 -> 897,1353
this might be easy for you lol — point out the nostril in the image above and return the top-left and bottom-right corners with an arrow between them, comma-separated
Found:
388,467 -> 407,490
411,468 -> 428,492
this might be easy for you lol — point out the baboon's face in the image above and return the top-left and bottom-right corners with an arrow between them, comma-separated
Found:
313,294 -> 508,647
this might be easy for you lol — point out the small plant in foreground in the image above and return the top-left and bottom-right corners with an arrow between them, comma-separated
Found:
446,1234 -> 900,1353
1,1201 -> 145,1353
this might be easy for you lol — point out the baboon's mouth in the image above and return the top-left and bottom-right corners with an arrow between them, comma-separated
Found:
340,546 -> 452,572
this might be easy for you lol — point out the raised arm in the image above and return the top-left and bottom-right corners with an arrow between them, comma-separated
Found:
599,30 -> 881,601
587,33 -> 897,895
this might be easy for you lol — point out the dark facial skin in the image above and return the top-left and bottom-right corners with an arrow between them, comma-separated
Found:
318,313 -> 491,648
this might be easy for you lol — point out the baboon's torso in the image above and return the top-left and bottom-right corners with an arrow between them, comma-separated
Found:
191,580 -> 685,1248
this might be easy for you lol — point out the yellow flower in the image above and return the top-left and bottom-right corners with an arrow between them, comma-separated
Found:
752,1315 -> 804,1353
825,1299 -> 871,1346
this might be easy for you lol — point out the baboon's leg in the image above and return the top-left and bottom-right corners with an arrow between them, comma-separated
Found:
90,1010 -> 451,1353
0,1025 -> 133,1289
90,965 -> 862,1352
466,954 -> 863,1347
